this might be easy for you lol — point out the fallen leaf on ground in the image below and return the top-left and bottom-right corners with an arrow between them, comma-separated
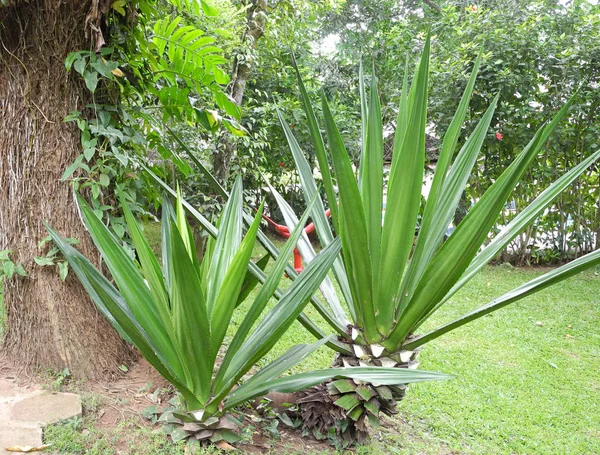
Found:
5,445 -> 52,453
215,440 -> 236,451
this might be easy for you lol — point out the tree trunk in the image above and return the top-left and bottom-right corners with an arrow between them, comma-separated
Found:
0,0 -> 135,379
213,0 -> 267,184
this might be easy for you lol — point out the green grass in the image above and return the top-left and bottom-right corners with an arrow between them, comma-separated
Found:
45,223 -> 600,454
44,417 -> 190,455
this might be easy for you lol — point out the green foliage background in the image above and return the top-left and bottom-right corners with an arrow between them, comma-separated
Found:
61,0 -> 600,262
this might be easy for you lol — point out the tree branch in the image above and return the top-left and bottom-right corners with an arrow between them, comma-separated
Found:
423,0 -> 441,13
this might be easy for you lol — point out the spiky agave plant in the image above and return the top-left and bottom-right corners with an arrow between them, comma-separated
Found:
262,36 -> 600,443
47,177 -> 449,447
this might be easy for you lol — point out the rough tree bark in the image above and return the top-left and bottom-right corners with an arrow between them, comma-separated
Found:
213,0 -> 267,184
0,0 -> 134,378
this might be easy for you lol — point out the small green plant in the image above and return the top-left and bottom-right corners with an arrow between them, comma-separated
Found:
0,250 -> 27,280
81,392 -> 104,414
46,367 -> 72,392
1,250 -> 27,337
47,177 -> 447,447
35,236 -> 78,281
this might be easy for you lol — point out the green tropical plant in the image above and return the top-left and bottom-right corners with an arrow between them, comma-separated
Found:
263,35 -> 600,442
46,177 -> 449,446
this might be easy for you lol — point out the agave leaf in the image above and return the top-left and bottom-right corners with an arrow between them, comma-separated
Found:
220,239 -> 342,396
387,60 -> 409,191
358,60 -> 368,188
398,53 -> 482,304
224,366 -> 451,411
210,203 -> 264,361
238,336 -> 332,389
121,193 -> 195,388
291,55 -> 338,230
438,148 -> 600,310
376,36 -> 430,334
205,177 -> 243,316
405,247 -> 600,350
321,91 -> 377,342
167,215 -> 211,403
119,192 -> 170,328
75,194 -> 184,380
45,225 -> 200,409
213,194 -> 328,395
275,106 -> 354,316
384,95 -> 576,350
161,199 -> 177,292
143,164 -> 352,354
415,51 -> 482,214
267,180 -> 349,327
175,184 -> 198,267
361,73 -> 384,288
400,94 -> 499,306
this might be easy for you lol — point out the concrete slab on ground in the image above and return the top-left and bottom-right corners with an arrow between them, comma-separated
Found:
10,391 -> 82,425
0,377 -> 80,454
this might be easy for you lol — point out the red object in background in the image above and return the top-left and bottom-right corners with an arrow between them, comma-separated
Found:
496,132 -> 503,141
293,248 -> 303,273
261,209 -> 332,273
279,161 -> 285,167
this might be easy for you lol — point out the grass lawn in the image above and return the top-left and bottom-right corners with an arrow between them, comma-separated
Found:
43,226 -> 600,454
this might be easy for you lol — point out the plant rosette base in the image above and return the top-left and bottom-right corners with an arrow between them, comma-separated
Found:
294,340 -> 422,448
144,405 -> 244,446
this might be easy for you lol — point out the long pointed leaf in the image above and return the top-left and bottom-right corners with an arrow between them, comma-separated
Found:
276,106 -> 354,316
220,239 -> 342,397
400,94 -> 498,307
143,164 -> 352,354
167,216 -> 211,403
267,180 -> 349,326
321,91 -> 377,342
358,59 -> 368,189
119,193 -> 170,328
161,199 -> 177,292
45,225 -> 200,408
224,366 -> 451,410
384,95 -> 576,350
214,194 -> 329,395
210,203 -> 264,360
387,60 -> 409,191
76,195 -> 183,380
292,55 -> 339,230
209,336 -> 333,412
404,248 -> 600,350
205,177 -> 243,315
361,74 -> 384,292
240,336 -> 333,388
438,148 -> 600,309
376,36 -> 430,334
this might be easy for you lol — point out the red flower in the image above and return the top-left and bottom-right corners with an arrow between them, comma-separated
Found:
279,161 -> 285,168
470,5 -> 477,12
496,132 -> 503,141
